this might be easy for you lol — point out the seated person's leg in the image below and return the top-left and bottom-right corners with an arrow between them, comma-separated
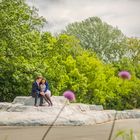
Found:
34,91 -> 39,106
45,91 -> 53,106
39,92 -> 50,106
39,95 -> 43,106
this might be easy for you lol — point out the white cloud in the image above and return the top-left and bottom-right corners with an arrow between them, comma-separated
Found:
27,0 -> 140,37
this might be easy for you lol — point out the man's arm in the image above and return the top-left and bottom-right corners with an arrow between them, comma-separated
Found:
32,82 -> 39,93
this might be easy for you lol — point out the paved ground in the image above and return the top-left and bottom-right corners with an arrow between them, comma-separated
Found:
0,119 -> 140,140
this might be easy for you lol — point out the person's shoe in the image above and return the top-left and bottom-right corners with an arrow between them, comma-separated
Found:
34,105 -> 38,107
48,103 -> 51,107
48,103 -> 53,107
39,104 -> 46,106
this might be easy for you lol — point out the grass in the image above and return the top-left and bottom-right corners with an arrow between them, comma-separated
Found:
113,129 -> 138,140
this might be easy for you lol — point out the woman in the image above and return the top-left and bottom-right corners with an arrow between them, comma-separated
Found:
40,78 -> 53,106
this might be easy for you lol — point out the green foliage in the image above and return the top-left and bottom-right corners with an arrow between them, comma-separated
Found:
63,17 -> 127,62
38,34 -> 140,109
0,0 -> 140,110
0,0 -> 46,101
113,130 -> 137,140
127,38 -> 140,63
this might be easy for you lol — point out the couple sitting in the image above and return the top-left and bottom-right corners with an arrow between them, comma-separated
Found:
31,76 -> 53,107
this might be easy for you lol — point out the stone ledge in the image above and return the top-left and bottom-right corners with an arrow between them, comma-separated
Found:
0,96 -> 140,126
13,96 -> 68,106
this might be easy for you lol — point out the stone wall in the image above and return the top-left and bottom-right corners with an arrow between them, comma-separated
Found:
0,96 -> 140,126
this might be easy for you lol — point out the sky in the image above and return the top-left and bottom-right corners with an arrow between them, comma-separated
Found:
27,0 -> 140,37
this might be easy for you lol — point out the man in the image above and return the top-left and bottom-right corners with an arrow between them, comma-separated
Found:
31,76 -> 44,106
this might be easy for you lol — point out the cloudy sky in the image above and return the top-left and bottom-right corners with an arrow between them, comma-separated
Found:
28,0 -> 140,37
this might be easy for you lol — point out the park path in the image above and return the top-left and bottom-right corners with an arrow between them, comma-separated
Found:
0,119 -> 140,140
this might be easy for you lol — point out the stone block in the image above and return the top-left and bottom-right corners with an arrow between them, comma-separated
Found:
89,105 -> 103,111
0,96 -> 139,126
13,96 -> 33,106
12,96 -> 68,106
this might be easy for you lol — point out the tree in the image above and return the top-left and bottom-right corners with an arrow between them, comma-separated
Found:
1,1 -> 140,110
0,0 -> 46,101
127,38 -> 140,63
63,17 -> 127,62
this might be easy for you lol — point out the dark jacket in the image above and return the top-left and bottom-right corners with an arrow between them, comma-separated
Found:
31,81 -> 40,97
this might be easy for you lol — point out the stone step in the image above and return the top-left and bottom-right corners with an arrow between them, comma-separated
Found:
13,96 -> 68,106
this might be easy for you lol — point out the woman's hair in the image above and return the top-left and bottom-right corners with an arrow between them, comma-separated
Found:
40,78 -> 47,84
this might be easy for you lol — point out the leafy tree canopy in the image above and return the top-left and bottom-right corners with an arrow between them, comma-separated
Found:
63,17 -> 127,62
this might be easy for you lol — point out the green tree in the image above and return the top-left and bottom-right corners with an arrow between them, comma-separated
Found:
1,0 -> 140,111
127,38 -> 140,63
0,0 -> 46,101
63,17 -> 127,62
39,34 -> 88,99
